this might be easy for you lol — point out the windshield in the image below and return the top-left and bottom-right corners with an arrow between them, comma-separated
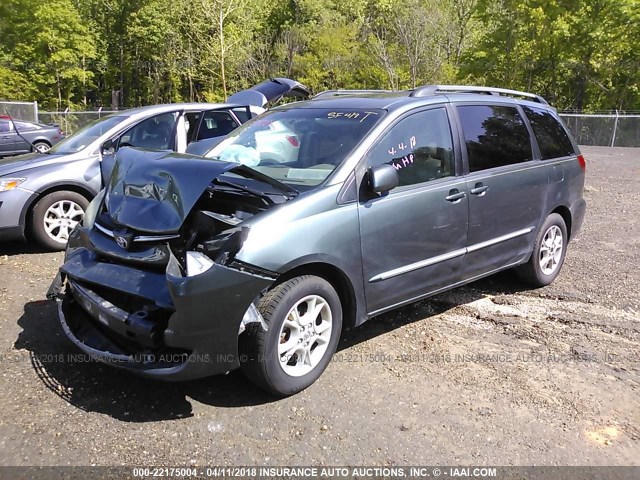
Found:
204,108 -> 384,187
50,115 -> 129,154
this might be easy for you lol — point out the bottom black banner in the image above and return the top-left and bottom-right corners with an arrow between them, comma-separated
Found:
0,465 -> 637,480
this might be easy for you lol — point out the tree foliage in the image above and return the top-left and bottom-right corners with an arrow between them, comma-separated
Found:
0,0 -> 637,110
460,0 -> 640,110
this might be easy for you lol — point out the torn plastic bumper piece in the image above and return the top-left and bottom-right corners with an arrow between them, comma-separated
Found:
55,243 -> 275,380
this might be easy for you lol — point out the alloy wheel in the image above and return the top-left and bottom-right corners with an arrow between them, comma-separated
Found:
539,225 -> 563,275
43,200 -> 84,244
277,294 -> 333,377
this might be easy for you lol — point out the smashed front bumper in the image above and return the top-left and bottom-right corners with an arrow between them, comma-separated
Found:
50,227 -> 274,380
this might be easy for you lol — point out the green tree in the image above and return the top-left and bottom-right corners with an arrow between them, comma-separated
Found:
0,0 -> 96,108
0,0 -> 637,110
461,0 -> 639,110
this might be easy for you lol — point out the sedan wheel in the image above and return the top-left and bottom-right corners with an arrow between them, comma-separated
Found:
33,142 -> 51,153
30,191 -> 89,250
43,200 -> 85,244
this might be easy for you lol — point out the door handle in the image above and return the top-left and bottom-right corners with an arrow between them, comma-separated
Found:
470,182 -> 489,196
2,136 -> 11,139
445,189 -> 466,203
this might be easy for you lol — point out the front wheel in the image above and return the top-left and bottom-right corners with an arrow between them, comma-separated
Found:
516,213 -> 568,287
239,275 -> 342,396
30,191 -> 89,250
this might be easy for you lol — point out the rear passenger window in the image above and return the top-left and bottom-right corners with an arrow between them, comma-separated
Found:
15,121 -> 38,131
523,106 -> 575,159
232,108 -> 252,123
458,105 -> 532,172
368,108 -> 454,187
185,111 -> 202,143
197,111 -> 239,140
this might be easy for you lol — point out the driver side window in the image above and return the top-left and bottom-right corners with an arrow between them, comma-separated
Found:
367,108 -> 455,187
118,112 -> 178,151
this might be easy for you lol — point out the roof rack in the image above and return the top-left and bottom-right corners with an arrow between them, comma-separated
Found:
312,89 -> 394,100
410,85 -> 548,104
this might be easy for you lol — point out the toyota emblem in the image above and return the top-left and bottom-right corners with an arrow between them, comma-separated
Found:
115,235 -> 129,249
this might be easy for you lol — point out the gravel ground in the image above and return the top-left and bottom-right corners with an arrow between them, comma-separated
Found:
0,146 -> 638,467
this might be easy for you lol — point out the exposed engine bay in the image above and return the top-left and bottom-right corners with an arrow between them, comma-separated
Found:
87,148 -> 297,275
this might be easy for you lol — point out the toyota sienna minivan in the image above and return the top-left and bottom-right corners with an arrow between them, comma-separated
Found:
49,85 -> 586,396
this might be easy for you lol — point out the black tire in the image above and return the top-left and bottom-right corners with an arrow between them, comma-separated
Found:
32,141 -> 51,153
239,275 -> 343,396
30,190 -> 89,251
516,213 -> 568,287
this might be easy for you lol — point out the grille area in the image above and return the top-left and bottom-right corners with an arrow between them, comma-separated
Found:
69,279 -> 172,348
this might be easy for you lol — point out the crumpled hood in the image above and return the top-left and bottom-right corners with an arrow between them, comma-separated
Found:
105,148 -> 238,233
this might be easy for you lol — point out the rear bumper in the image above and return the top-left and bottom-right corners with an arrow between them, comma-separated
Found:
54,227 -> 274,380
570,197 -> 586,240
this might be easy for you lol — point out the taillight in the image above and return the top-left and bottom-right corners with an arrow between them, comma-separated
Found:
577,154 -> 586,170
286,136 -> 299,147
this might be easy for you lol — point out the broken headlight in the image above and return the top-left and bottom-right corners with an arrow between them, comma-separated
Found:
202,226 -> 250,264
185,251 -> 215,277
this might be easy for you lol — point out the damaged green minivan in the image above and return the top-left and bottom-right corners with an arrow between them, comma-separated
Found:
50,86 -> 586,396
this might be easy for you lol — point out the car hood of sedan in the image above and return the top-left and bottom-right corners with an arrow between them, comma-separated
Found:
0,152 -> 72,177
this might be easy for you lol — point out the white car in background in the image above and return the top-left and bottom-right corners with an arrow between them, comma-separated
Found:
254,120 -> 300,164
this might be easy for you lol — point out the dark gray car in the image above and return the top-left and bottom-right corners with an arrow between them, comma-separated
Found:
0,117 -> 65,155
50,85 -> 586,396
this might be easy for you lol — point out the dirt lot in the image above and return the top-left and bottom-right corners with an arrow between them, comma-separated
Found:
0,146 -> 638,467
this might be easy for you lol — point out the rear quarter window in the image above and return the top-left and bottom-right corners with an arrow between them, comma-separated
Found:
458,105 -> 532,172
15,121 -> 39,131
523,106 -> 575,160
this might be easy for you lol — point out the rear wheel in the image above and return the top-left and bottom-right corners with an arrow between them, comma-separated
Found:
239,275 -> 342,396
516,213 -> 568,287
30,191 -> 88,250
32,141 -> 51,153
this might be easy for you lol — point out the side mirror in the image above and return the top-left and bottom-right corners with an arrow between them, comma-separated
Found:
101,139 -> 115,157
368,164 -> 399,194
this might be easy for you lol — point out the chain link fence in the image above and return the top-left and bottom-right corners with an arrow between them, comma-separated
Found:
4,102 -> 638,147
45,111 -> 640,147
38,109 -> 118,135
0,101 -> 39,122
559,113 -> 640,148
